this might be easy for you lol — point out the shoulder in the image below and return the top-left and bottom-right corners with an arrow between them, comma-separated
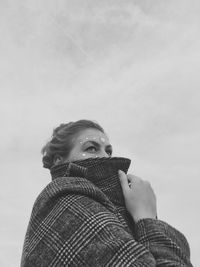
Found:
25,178 -> 121,253
31,176 -> 116,226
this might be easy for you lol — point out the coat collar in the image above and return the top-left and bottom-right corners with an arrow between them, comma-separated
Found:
50,157 -> 131,206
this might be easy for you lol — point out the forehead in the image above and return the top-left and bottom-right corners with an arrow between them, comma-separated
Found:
74,128 -> 110,144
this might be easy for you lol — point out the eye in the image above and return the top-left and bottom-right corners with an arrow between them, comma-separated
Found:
86,146 -> 97,153
106,150 -> 112,156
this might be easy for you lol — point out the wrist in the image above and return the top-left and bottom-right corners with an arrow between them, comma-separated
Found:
132,213 -> 157,223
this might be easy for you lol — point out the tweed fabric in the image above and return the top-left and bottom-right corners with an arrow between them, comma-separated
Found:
21,157 -> 192,266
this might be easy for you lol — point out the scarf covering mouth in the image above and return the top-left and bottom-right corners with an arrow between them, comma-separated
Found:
50,156 -> 131,207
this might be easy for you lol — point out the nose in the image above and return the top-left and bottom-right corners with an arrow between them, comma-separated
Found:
98,149 -> 110,158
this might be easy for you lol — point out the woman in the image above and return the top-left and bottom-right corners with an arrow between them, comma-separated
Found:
21,120 -> 193,266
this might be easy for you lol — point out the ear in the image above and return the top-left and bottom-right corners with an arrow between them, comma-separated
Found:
53,155 -> 64,165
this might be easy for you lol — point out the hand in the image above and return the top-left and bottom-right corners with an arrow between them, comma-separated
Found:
118,170 -> 157,223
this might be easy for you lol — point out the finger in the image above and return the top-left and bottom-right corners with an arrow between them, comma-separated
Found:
118,170 -> 130,193
127,174 -> 142,187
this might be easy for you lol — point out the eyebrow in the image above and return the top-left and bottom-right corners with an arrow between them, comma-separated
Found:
82,140 -> 113,150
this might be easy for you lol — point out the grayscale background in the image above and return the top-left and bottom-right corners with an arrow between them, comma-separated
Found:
0,0 -> 199,266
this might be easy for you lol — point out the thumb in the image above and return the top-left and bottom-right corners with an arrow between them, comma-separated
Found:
118,170 -> 129,193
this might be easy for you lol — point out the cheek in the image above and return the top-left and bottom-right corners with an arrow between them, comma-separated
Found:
77,153 -> 99,161
81,153 -> 98,159
70,152 -> 94,161
69,145 -> 100,161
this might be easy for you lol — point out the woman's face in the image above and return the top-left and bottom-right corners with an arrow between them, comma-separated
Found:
64,128 -> 113,162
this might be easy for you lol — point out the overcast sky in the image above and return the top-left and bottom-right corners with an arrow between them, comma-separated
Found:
1,0 -> 200,266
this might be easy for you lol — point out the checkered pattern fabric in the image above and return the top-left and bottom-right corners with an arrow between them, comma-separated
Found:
21,157 -> 192,266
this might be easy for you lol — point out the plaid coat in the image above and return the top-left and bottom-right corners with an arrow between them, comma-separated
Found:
21,157 -> 192,266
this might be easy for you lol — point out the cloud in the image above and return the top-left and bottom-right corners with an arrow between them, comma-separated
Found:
0,1 -> 200,265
